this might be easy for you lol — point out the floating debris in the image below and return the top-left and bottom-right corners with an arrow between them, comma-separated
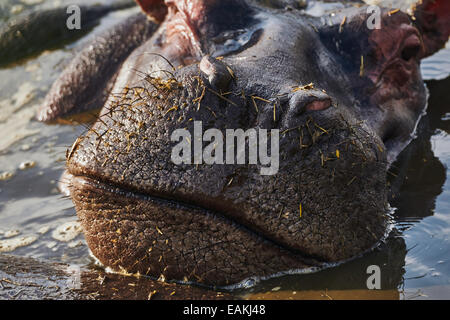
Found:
68,240 -> 83,248
46,241 -> 57,249
0,235 -> 38,253
4,230 -> 20,238
339,16 -> 346,33
19,160 -> 36,170
0,171 -> 14,181
50,187 -> 59,195
10,5 -> 24,14
51,221 -> 82,242
20,144 -> 31,151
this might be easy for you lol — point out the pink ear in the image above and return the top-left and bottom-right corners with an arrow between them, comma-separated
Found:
414,0 -> 450,57
135,0 -> 168,22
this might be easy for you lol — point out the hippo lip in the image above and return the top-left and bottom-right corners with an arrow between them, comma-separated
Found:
67,170 -> 323,263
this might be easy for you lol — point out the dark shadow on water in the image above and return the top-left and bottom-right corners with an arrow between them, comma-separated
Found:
388,77 -> 450,221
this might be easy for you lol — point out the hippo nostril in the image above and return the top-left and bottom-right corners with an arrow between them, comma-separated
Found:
401,44 -> 420,61
401,35 -> 421,61
287,89 -> 332,116
305,98 -> 331,111
199,55 -> 232,91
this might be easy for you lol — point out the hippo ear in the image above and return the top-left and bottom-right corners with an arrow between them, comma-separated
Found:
135,0 -> 168,23
413,0 -> 450,57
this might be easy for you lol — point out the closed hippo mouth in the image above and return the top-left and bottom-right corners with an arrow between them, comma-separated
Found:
68,173 -> 319,285
67,160 -> 387,286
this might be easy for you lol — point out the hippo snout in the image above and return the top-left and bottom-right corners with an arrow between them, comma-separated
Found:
66,62 -> 389,285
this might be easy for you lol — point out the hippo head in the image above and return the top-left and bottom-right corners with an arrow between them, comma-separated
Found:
59,0 -> 449,285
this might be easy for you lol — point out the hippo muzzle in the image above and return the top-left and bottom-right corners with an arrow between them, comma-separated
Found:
66,64 -> 388,285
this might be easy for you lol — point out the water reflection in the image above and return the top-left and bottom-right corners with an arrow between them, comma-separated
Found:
389,78 -> 450,221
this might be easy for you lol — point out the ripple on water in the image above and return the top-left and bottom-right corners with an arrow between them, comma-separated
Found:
421,42 -> 450,81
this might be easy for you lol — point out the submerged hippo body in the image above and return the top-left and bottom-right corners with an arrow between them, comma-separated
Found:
36,0 -> 450,286
0,0 -> 137,67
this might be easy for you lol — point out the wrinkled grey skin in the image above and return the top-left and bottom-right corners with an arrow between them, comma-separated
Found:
35,0 -> 448,286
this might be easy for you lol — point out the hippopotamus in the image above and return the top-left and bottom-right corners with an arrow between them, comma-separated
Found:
35,0 -> 449,286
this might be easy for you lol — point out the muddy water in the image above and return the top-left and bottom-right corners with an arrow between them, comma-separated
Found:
0,1 -> 450,300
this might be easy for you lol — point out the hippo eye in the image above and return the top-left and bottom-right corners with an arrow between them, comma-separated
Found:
305,98 -> 331,111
